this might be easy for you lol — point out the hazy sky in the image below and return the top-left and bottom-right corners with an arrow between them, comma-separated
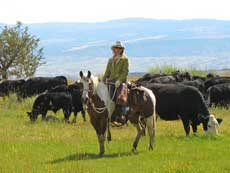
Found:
0,0 -> 230,23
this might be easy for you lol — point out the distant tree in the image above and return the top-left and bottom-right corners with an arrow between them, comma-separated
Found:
0,22 -> 45,79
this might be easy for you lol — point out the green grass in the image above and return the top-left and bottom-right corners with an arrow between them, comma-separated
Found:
0,96 -> 230,173
148,65 -> 209,76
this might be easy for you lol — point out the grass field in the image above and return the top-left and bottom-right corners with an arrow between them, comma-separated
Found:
0,95 -> 229,173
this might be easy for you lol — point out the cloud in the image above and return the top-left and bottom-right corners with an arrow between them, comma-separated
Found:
124,35 -> 167,43
64,40 -> 107,52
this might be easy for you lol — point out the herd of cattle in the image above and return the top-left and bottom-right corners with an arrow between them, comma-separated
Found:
136,71 -> 230,109
0,76 -> 85,122
0,71 -> 229,130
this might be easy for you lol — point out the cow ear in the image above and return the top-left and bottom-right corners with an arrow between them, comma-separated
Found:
87,71 -> 91,78
217,118 -> 223,125
79,71 -> 83,78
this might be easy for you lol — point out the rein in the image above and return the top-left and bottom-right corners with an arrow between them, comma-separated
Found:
87,81 -> 116,114
107,82 -> 118,101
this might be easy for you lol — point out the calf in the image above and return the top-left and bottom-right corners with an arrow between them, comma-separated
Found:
49,83 -> 86,122
27,92 -> 72,122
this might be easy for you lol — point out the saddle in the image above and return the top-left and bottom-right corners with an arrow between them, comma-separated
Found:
106,80 -> 128,106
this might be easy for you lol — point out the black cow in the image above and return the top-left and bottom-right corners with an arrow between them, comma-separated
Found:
207,83 -> 230,109
204,77 -> 230,90
206,73 -> 220,79
48,83 -> 86,122
27,92 -> 72,122
0,79 -> 25,97
181,79 -> 205,96
193,76 -> 206,81
149,76 -> 176,84
142,83 -> 221,135
172,71 -> 193,82
21,76 -> 67,98
136,73 -> 167,83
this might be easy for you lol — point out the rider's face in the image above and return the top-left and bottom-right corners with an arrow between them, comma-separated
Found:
112,47 -> 123,56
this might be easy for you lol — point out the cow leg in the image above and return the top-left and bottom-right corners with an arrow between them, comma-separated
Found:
181,117 -> 190,136
191,123 -> 198,134
146,115 -> 155,150
63,109 -> 71,123
41,110 -> 48,121
132,122 -> 143,152
72,112 -> 77,123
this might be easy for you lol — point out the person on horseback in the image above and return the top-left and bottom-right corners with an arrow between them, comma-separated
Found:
103,41 -> 129,124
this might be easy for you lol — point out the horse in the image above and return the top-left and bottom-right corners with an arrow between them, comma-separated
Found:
79,71 -> 156,155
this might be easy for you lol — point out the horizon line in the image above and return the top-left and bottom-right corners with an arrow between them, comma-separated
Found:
1,17 -> 230,25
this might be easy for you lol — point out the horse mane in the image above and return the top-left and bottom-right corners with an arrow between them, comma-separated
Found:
90,75 -> 99,95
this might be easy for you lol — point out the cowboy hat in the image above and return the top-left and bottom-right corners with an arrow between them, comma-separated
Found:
111,41 -> 125,49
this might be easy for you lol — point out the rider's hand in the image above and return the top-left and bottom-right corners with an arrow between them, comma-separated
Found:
115,80 -> 121,88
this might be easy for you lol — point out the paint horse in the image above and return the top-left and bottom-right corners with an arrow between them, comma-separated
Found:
80,71 -> 156,156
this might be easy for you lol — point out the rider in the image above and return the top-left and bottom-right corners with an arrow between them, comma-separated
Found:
103,41 -> 129,123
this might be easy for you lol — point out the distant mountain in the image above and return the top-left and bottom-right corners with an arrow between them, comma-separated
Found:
1,18 -> 230,77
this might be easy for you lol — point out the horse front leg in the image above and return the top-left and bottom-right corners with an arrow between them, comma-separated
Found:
107,102 -> 115,142
97,133 -> 105,156
132,122 -> 144,152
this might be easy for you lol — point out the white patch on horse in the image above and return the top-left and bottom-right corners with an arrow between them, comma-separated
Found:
140,86 -> 156,110
140,86 -> 156,150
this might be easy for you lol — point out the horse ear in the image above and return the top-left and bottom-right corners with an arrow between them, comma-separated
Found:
79,71 -> 83,78
87,71 -> 91,78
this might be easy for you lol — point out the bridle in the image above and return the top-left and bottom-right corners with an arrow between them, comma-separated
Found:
85,79 -> 107,114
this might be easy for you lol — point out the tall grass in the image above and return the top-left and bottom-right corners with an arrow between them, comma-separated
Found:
148,64 -> 210,76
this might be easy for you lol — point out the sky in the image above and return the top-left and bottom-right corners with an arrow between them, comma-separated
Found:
0,0 -> 230,23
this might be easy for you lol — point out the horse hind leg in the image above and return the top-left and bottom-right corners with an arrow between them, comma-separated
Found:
146,115 -> 155,150
132,122 -> 144,152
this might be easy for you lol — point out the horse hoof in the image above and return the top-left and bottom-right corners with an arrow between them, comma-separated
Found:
99,152 -> 104,157
132,148 -> 137,153
149,146 -> 154,151
107,136 -> 112,142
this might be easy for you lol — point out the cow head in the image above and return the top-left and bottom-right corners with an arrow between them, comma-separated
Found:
79,71 -> 92,103
199,114 -> 223,134
27,111 -> 39,122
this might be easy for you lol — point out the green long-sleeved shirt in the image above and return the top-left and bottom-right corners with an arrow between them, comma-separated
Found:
103,54 -> 129,82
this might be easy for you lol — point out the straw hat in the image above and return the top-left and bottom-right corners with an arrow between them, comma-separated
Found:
111,41 -> 125,49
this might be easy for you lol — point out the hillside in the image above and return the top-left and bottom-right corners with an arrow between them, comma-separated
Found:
1,18 -> 230,77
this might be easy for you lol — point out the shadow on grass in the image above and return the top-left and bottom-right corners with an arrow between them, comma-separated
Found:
50,151 -> 137,164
